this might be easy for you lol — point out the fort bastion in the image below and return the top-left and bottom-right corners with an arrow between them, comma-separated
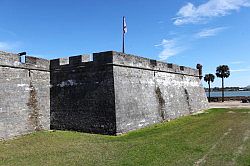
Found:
0,50 -> 209,139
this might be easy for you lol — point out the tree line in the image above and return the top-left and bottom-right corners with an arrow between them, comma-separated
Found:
204,86 -> 250,92
204,65 -> 230,102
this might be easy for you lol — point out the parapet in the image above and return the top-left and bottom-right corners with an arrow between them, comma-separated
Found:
50,55 -> 90,70
1,50 -> 200,76
0,51 -> 49,71
50,51 -> 199,76
0,51 -> 20,63
93,51 -> 199,77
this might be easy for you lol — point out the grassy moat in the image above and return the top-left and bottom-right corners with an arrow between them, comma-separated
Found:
1,108 -> 250,166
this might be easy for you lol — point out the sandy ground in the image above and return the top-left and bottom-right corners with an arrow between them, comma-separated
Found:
209,101 -> 250,108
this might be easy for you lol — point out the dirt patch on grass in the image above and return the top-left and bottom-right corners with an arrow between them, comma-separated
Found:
209,101 -> 250,109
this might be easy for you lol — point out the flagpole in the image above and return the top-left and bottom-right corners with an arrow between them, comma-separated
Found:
122,16 -> 125,53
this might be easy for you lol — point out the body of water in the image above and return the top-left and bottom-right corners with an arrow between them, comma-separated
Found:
206,91 -> 250,97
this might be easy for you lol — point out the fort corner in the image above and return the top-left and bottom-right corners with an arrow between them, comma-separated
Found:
0,50 -> 209,139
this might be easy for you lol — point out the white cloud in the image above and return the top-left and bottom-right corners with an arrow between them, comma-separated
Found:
155,39 -> 185,60
195,27 -> 227,38
230,61 -> 244,64
231,67 -> 250,72
0,42 -> 11,50
0,41 -> 20,51
174,0 -> 250,25
156,26 -> 227,60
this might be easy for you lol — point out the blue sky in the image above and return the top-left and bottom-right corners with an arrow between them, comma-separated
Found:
0,0 -> 250,87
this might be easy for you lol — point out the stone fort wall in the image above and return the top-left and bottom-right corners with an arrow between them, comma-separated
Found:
50,54 -> 117,135
0,50 -> 208,139
0,51 -> 50,140
50,51 -> 209,135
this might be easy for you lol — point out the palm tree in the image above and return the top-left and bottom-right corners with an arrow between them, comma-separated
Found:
204,74 -> 215,102
216,65 -> 230,102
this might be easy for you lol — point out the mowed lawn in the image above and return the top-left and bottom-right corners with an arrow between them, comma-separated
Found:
1,108 -> 250,166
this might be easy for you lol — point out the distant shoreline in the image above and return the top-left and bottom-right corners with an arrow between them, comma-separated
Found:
204,86 -> 250,92
205,91 -> 250,97
205,90 -> 250,92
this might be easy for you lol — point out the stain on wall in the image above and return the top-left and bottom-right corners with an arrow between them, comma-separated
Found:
0,51 -> 50,140
155,86 -> 165,121
27,82 -> 42,131
184,88 -> 192,113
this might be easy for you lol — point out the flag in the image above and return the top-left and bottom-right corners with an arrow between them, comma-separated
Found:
123,16 -> 127,34
122,16 -> 127,53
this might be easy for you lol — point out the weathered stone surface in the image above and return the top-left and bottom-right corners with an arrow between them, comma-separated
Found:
110,51 -> 208,134
50,55 -> 116,135
0,50 -> 208,138
50,51 -> 209,135
0,51 -> 50,140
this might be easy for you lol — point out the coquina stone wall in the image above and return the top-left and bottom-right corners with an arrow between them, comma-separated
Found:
0,50 -> 208,138
110,52 -> 209,133
0,51 -> 50,140
50,55 -> 116,135
51,51 -> 209,135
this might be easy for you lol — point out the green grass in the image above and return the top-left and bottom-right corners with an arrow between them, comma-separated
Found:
1,108 -> 250,166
